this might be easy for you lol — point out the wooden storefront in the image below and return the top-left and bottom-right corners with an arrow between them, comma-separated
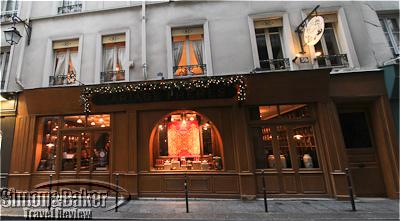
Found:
7,69 -> 399,199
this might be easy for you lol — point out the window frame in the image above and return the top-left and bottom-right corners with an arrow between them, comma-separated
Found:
379,14 -> 400,56
166,20 -> 213,79
0,47 -> 12,91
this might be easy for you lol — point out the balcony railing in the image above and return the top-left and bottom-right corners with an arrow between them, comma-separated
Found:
100,70 -> 125,83
173,64 -> 207,78
49,75 -> 76,86
58,3 -> 82,14
315,54 -> 349,68
259,58 -> 290,71
0,10 -> 18,23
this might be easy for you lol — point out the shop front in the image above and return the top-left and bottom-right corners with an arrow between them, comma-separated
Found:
7,69 -> 399,199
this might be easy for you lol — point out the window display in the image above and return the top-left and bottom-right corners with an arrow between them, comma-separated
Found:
35,114 -> 111,172
251,104 -> 320,170
151,111 -> 223,171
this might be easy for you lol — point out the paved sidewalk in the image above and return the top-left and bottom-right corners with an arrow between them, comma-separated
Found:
1,198 -> 399,220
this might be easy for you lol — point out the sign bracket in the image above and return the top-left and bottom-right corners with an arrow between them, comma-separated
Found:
295,5 -> 320,54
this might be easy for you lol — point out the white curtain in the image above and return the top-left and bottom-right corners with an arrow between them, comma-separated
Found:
192,40 -> 203,65
54,52 -> 66,77
117,47 -> 125,70
68,51 -> 78,82
173,41 -> 184,67
103,48 -> 114,71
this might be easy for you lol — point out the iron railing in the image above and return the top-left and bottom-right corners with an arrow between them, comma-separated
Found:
49,75 -> 76,86
315,54 -> 349,68
173,64 -> 207,77
0,10 -> 18,23
58,3 -> 82,14
259,58 -> 290,71
100,70 -> 126,83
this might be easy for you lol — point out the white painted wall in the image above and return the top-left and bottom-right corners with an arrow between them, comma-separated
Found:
0,1 -> 398,91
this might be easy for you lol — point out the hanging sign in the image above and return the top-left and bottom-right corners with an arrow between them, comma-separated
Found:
303,16 -> 325,46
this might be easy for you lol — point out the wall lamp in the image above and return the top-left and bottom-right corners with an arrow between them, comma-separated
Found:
3,15 -> 32,46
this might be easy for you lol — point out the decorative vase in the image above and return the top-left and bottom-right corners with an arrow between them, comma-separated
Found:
303,154 -> 313,168
267,155 -> 275,168
280,155 -> 287,168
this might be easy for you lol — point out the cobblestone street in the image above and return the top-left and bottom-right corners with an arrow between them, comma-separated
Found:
1,198 -> 398,220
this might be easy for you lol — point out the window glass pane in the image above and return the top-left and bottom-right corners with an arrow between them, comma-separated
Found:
103,47 -> 114,71
324,26 -> 340,55
80,132 -> 91,171
259,105 -> 279,120
276,125 -> 292,168
293,125 -> 319,168
36,117 -> 60,171
269,32 -> 283,59
252,127 -> 275,169
158,123 -> 168,156
278,104 -> 311,120
255,32 -> 270,69
61,134 -> 79,171
87,114 -> 110,128
64,115 -> 86,128
339,112 -> 373,148
92,132 -> 111,171
202,125 -> 212,155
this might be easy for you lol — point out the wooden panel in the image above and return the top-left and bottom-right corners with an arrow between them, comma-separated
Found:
164,177 -> 185,192
113,112 -> 129,172
282,174 -> 297,194
189,176 -> 211,192
213,176 -> 239,193
300,174 -> 326,194
256,174 -> 280,194
139,175 -> 162,193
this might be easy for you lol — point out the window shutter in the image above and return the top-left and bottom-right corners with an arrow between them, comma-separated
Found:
102,34 -> 126,44
53,39 -> 79,49
254,18 -> 283,29
172,27 -> 203,37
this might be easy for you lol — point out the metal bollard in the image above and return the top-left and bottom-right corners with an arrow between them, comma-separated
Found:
261,170 -> 268,212
115,173 -> 119,212
48,174 -> 52,211
345,168 -> 356,211
184,173 -> 189,213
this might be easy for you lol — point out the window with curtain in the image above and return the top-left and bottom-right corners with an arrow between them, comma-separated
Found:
0,48 -> 10,90
101,34 -> 126,83
379,14 -> 400,56
51,39 -> 79,86
172,27 -> 205,77
0,0 -> 18,22
254,18 -> 287,71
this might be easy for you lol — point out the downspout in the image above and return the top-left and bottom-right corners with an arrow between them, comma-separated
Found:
15,1 -> 33,89
141,1 -> 147,80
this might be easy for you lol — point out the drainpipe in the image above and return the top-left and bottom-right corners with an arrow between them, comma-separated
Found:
141,1 -> 147,80
15,0 -> 33,89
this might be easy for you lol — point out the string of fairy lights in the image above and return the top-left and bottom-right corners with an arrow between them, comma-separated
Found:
80,75 -> 247,113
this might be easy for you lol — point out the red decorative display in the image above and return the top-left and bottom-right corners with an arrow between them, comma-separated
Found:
167,120 -> 200,157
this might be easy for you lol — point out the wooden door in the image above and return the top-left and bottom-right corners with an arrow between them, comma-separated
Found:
338,110 -> 386,197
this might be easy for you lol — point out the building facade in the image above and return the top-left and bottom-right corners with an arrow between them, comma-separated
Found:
0,1 -> 398,199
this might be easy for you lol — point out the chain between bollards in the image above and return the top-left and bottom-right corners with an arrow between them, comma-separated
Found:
261,170 -> 268,213
48,174 -> 53,211
115,173 -> 119,212
184,173 -> 189,213
345,168 -> 356,211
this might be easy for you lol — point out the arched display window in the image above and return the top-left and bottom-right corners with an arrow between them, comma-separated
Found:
149,110 -> 224,171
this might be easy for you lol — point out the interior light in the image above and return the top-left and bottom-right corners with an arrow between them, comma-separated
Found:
101,124 -> 106,128
99,118 -> 104,123
293,134 -> 304,140
91,122 -> 96,126
46,143 -> 55,148
158,124 -> 164,130
189,116 -> 195,121
315,51 -> 322,57
77,118 -> 83,124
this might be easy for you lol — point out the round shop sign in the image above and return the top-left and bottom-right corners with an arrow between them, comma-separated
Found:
304,16 -> 325,46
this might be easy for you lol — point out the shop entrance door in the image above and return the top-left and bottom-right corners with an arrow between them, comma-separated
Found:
338,110 -> 386,197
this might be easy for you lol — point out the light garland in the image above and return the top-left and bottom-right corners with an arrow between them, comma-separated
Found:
80,75 -> 247,113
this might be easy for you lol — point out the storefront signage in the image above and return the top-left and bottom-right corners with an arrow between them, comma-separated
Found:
303,16 -> 325,46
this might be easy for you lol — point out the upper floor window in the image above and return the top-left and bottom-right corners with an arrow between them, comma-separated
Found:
1,0 -> 19,22
50,39 -> 79,86
101,34 -> 126,83
312,14 -> 348,68
379,14 -> 399,56
0,48 -> 10,90
254,18 -> 290,71
58,0 -> 82,14
172,27 -> 206,77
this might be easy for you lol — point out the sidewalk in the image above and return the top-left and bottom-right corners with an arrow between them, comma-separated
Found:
1,198 -> 399,220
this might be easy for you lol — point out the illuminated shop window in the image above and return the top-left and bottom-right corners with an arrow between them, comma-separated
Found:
250,104 -> 320,170
35,114 -> 111,172
151,111 -> 223,171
